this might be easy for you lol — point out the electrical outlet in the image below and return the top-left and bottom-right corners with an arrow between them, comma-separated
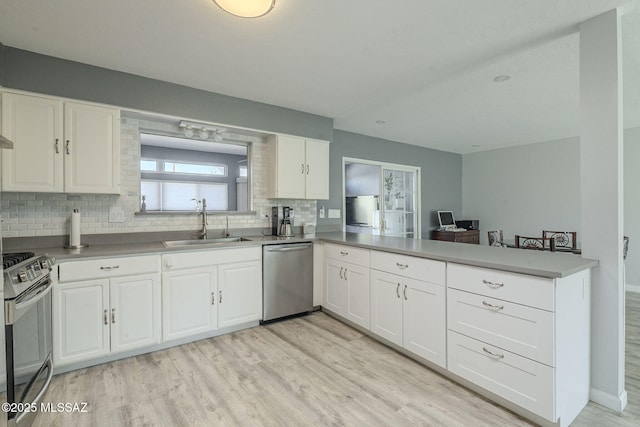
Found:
319,206 -> 325,219
328,209 -> 341,219
109,207 -> 125,223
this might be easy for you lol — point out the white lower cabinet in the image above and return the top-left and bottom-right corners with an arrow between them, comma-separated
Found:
370,260 -> 446,368
324,244 -> 371,329
53,268 -> 161,366
162,247 -> 262,341
446,263 -> 591,426
162,267 -> 217,341
218,261 -> 262,329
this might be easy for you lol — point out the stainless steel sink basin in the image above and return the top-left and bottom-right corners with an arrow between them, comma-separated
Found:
162,237 -> 252,247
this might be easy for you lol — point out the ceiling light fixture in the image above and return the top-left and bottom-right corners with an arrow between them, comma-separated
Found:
199,129 -> 210,140
493,74 -> 511,82
184,126 -> 194,138
212,0 -> 275,18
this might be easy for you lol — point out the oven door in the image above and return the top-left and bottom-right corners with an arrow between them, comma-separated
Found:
5,276 -> 53,426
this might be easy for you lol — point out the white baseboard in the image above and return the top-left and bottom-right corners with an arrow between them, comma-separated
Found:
590,388 -> 628,413
626,284 -> 640,293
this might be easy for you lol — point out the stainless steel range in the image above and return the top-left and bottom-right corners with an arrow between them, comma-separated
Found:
3,252 -> 55,427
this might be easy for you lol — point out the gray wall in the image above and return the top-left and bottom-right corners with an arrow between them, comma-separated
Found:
2,46 -> 333,141
462,127 -> 640,288
0,42 -> 5,86
322,130 -> 462,238
462,136 -> 581,244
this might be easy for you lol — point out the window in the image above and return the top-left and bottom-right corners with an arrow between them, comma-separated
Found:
139,133 -> 248,212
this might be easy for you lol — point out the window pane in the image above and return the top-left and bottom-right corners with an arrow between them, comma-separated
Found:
164,162 -> 226,176
140,160 -> 158,172
162,182 -> 199,211
141,181 -> 161,210
199,183 -> 228,210
239,165 -> 247,177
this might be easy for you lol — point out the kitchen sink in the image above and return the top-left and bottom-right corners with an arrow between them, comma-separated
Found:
162,237 -> 252,247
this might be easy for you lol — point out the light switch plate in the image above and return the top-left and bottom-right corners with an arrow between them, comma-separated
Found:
109,207 -> 125,223
328,209 -> 341,219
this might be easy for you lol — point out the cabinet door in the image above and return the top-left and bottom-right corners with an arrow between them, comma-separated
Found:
275,135 -> 306,198
324,258 -> 347,316
1,92 -> 64,192
345,263 -> 371,329
403,277 -> 446,368
53,279 -> 110,366
305,138 -> 330,200
218,261 -> 262,328
64,102 -> 120,194
370,269 -> 403,346
110,273 -> 161,354
162,267 -> 217,341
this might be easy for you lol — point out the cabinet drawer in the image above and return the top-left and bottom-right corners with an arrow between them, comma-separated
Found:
324,244 -> 370,267
447,289 -> 554,366
59,255 -> 160,282
371,251 -> 445,285
447,263 -> 554,311
163,246 -> 261,271
448,331 -> 554,421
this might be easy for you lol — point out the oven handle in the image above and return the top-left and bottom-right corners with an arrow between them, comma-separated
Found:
15,280 -> 52,313
15,353 -> 53,425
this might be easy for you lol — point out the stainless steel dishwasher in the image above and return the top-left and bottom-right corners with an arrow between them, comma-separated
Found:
262,242 -> 313,322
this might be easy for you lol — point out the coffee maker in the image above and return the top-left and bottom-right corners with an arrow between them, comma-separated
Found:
272,206 -> 294,236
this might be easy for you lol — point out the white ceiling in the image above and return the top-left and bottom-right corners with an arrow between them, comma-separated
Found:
1,0 -> 638,154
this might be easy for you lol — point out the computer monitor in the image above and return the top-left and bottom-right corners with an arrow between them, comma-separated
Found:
437,210 -> 456,229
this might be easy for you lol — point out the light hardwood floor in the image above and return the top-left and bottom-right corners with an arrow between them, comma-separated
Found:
5,293 -> 640,426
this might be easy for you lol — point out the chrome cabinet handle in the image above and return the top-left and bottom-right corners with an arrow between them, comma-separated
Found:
66,140 -> 70,155
211,292 -> 215,305
482,301 -> 504,311
103,309 -> 108,325
483,347 -> 505,359
306,164 -> 310,174
403,284 -> 408,300
219,290 -> 222,304
482,279 -> 504,288
301,163 -> 305,174
100,265 -> 120,271
396,283 -> 400,298
55,138 -> 60,154
396,262 -> 408,269
340,251 -> 349,256
111,308 -> 116,323
344,269 -> 348,281
339,267 -> 343,279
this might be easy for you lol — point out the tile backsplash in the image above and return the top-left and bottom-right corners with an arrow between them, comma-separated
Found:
0,117 -> 318,238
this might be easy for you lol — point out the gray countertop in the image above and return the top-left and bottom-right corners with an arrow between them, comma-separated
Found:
19,231 -> 596,279
318,232 -> 597,278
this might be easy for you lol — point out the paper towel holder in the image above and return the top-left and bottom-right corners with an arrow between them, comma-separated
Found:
64,208 -> 89,249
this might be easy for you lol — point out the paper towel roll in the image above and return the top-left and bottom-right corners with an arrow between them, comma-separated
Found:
70,209 -> 81,247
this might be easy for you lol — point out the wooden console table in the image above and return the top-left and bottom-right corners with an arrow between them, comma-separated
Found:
431,229 -> 480,245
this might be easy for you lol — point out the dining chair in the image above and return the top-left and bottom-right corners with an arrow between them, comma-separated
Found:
514,235 -> 551,250
487,230 -> 506,247
542,231 -> 577,252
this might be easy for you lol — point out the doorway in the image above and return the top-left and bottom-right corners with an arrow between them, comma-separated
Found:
343,158 -> 420,238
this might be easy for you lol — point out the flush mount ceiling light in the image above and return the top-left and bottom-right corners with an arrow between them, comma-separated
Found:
212,0 -> 275,18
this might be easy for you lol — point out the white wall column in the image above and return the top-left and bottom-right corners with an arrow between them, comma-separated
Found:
580,9 -> 626,412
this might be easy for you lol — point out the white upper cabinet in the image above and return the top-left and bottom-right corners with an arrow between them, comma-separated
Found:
1,92 -> 64,192
267,134 -> 330,200
1,91 -> 120,194
63,101 -> 120,194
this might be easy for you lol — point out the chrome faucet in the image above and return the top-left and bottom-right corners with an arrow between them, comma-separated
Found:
201,198 -> 208,240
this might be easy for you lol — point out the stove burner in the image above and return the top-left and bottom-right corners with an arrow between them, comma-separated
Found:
2,252 -> 36,270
